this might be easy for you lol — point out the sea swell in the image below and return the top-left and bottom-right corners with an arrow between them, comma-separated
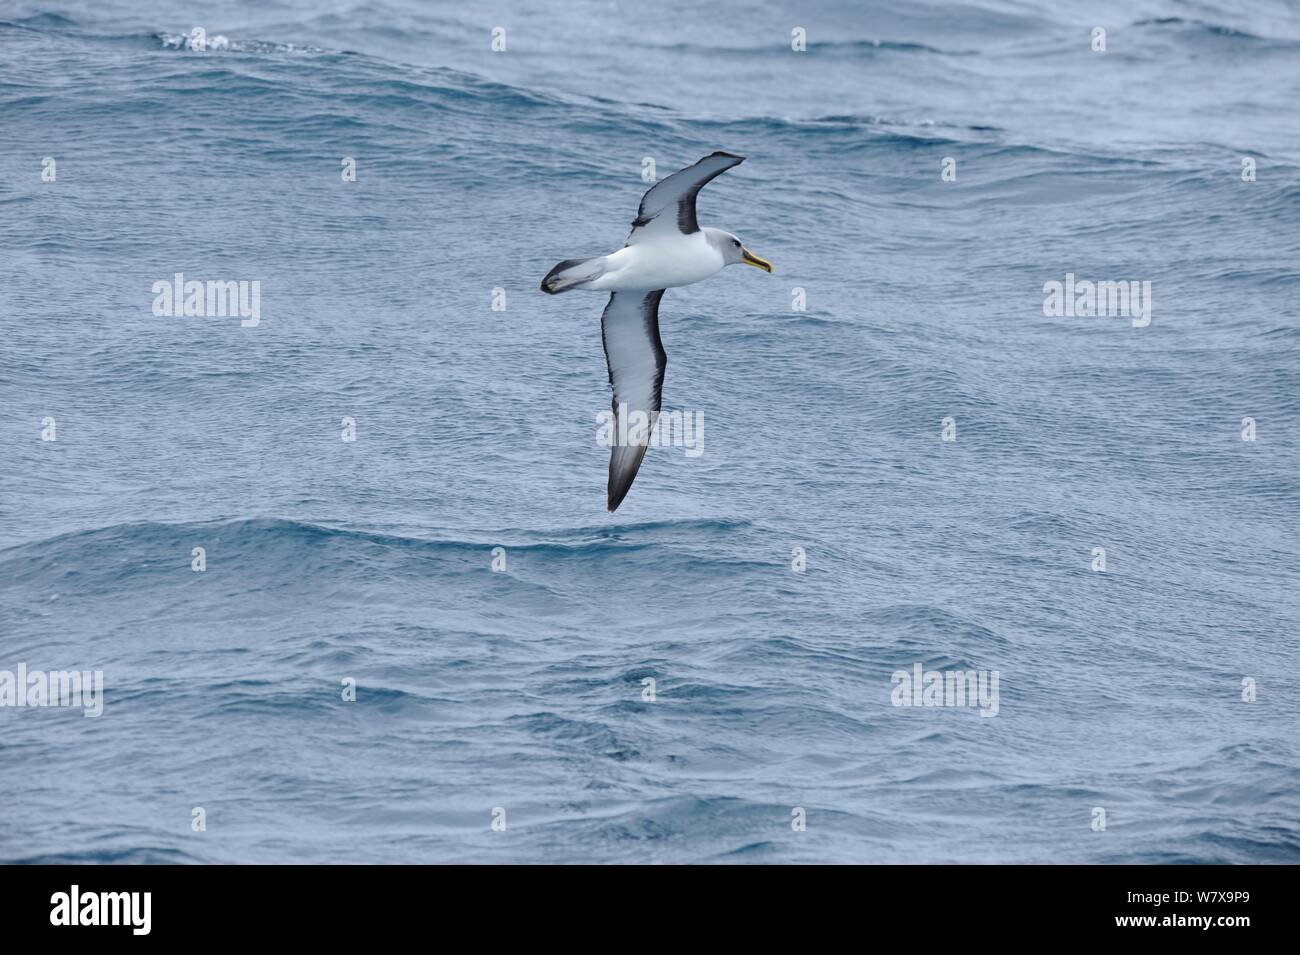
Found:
1,0 -> 1297,864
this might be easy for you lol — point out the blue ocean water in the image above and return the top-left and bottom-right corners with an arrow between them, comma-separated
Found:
1,0 -> 1298,864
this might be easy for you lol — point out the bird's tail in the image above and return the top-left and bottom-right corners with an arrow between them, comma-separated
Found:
541,256 -> 605,294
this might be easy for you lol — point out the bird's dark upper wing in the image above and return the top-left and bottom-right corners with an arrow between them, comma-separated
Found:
626,151 -> 744,245
600,290 -> 667,511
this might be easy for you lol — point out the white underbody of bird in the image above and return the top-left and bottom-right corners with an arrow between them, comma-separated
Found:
540,151 -> 773,512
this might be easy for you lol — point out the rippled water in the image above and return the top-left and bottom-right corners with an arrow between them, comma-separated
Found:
1,0 -> 1298,863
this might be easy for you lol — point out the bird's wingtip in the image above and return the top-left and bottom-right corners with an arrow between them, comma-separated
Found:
607,484 -> 630,512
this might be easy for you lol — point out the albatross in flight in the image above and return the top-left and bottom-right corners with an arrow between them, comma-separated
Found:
540,151 -> 773,512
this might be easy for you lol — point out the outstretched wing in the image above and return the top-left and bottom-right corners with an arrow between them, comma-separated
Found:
600,290 -> 667,512
626,151 -> 744,245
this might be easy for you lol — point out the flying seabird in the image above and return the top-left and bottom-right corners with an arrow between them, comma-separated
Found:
540,151 -> 773,512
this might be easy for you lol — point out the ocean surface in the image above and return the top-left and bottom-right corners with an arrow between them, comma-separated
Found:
1,0 -> 1298,864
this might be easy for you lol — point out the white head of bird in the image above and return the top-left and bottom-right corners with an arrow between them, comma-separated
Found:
707,228 -> 774,273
